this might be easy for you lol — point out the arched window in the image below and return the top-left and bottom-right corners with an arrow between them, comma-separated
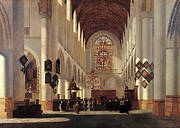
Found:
94,36 -> 112,70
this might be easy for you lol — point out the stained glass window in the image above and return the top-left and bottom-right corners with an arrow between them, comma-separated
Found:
94,36 -> 112,70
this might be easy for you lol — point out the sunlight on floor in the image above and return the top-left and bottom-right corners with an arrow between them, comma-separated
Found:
0,117 -> 70,124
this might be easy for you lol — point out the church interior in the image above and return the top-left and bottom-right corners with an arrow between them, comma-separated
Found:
0,0 -> 180,127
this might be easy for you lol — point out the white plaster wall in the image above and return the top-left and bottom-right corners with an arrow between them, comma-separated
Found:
58,1 -> 66,47
103,75 -> 124,98
24,0 -> 41,37
24,38 -> 41,63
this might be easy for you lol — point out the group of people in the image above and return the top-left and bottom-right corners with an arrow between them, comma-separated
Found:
72,98 -> 97,114
58,98 -> 96,114
105,97 -> 131,114
58,96 -> 131,114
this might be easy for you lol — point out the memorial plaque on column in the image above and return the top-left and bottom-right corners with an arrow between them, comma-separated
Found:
45,59 -> 52,72
45,72 -> 51,83
50,81 -> 56,88
19,55 -> 28,66
56,58 -> 60,74
52,74 -> 58,82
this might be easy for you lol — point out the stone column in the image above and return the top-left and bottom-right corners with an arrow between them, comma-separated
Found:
58,78 -> 65,99
60,79 -> 65,99
141,11 -> 153,110
86,87 -> 91,99
122,40 -> 125,72
124,30 -> 127,82
83,88 -> 86,99
153,0 -> 166,116
57,78 -> 61,96
13,0 -> 25,104
65,80 -> 69,99
131,49 -> 135,89
0,51 -> 14,118
128,22 -> 132,82
124,47 -> 126,82
135,0 -> 143,105
38,0 -> 53,110
51,1 -> 61,100
76,83 -> 80,97
165,46 -> 180,118
83,76 -> 87,99
126,28 -> 129,81
80,86 -> 83,99
0,54 -> 6,97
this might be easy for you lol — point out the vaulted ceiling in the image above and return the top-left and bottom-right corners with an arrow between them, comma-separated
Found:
71,0 -> 130,45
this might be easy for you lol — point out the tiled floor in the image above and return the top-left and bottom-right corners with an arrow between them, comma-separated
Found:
0,110 -> 180,128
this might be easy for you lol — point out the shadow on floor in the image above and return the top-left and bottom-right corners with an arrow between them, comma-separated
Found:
0,112 -> 179,128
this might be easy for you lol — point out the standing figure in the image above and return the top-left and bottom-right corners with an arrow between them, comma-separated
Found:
124,97 -> 131,115
82,100 -> 87,111
108,98 -> 113,112
74,101 -> 80,114
66,100 -> 70,112
92,99 -> 96,111
119,97 -> 125,113
114,97 -> 119,111
87,99 -> 91,111
59,101 -> 62,111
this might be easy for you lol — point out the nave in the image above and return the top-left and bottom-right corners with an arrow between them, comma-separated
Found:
0,0 -> 180,125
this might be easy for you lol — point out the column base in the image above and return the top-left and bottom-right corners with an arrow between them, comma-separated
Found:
152,100 -> 165,116
165,95 -> 180,118
138,100 -> 142,109
40,101 -> 53,111
139,100 -> 153,110
0,97 -> 14,118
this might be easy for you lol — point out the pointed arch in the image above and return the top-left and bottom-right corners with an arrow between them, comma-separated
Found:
66,58 -> 72,79
73,65 -> 77,81
24,49 -> 40,95
167,0 -> 180,40
77,68 -> 80,83
81,72 -> 83,84
58,49 -> 65,74
0,1 -> 12,50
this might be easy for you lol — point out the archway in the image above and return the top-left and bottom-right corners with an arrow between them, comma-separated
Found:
81,72 -> 84,85
167,0 -> 180,41
0,1 -> 11,50
64,58 -> 72,99
66,58 -> 72,79
73,65 -> 77,81
57,49 -> 65,99
59,49 -> 65,74
77,69 -> 80,83
24,51 -> 40,103
105,77 -> 116,90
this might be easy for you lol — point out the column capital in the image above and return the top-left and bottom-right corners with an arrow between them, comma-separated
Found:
38,0 -> 52,18
140,11 -> 153,19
